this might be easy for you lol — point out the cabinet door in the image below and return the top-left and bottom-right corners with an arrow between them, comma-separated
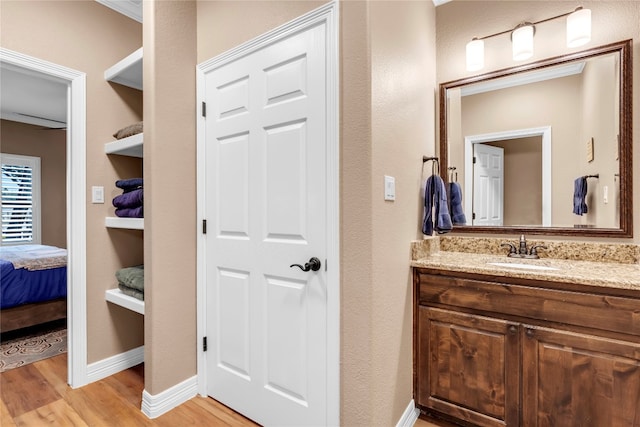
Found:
417,307 -> 520,427
523,326 -> 640,427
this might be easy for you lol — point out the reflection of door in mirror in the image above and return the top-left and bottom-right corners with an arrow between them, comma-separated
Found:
472,143 -> 503,226
463,127 -> 552,228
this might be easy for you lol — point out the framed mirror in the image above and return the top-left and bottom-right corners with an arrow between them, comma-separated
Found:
440,40 -> 632,237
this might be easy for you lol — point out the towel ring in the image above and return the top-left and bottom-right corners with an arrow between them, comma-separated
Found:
422,156 -> 440,177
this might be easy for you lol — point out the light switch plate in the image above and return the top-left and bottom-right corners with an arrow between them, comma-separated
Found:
384,175 -> 395,201
92,186 -> 104,204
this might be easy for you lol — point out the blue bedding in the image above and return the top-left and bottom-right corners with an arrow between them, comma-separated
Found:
0,259 -> 67,309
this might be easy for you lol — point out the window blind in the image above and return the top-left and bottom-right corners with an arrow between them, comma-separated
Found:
1,154 -> 41,244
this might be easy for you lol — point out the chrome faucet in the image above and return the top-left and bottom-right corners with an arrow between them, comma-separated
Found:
501,235 -> 547,259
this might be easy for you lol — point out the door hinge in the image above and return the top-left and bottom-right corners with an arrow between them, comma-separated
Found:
473,156 -> 477,164
203,336 -> 208,352
202,219 -> 207,234
202,102 -> 207,117
472,212 -> 476,220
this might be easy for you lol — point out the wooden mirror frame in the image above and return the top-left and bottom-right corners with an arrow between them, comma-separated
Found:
439,39 -> 633,238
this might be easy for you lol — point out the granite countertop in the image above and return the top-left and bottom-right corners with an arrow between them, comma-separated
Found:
411,252 -> 640,291
411,235 -> 640,292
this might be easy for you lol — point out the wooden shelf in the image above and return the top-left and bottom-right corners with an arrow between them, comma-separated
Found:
104,47 -> 143,90
105,133 -> 143,157
105,217 -> 144,230
105,289 -> 144,315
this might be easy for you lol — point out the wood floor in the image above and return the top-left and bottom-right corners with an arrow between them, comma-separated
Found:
0,353 -> 259,426
1,353 -> 457,426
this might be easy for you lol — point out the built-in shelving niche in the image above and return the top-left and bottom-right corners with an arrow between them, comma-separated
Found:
104,47 -> 144,314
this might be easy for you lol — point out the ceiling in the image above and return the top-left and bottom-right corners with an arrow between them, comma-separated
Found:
0,67 -> 68,129
95,0 -> 142,23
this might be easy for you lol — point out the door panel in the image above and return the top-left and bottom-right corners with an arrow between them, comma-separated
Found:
204,20 -> 327,427
264,120 -> 308,241
217,268 -> 250,379
217,133 -> 249,238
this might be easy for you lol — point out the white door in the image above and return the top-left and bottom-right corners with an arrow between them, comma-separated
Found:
203,20 -> 328,427
473,144 -> 504,226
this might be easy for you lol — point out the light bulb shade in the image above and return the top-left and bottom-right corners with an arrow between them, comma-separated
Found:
466,39 -> 484,71
567,8 -> 591,47
512,25 -> 534,61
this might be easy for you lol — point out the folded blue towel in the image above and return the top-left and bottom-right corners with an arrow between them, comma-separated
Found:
423,175 -> 453,235
573,177 -> 588,215
449,182 -> 467,225
115,178 -> 143,192
115,206 -> 143,218
113,189 -> 143,209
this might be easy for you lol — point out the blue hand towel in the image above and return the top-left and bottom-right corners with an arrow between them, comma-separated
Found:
423,175 -> 453,235
449,182 -> 467,225
573,177 -> 588,215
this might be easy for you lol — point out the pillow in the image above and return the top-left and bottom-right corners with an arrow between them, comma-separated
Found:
113,121 -> 143,139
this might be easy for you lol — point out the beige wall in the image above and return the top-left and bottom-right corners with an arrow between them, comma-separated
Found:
1,120 -> 67,248
370,1 -> 437,424
437,0 -> 640,242
0,1 -> 144,361
143,0 -> 197,395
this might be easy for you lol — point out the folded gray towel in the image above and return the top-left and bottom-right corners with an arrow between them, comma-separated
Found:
115,265 -> 144,292
118,283 -> 144,301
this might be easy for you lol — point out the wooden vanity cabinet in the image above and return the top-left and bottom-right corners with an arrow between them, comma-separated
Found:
414,268 -> 640,427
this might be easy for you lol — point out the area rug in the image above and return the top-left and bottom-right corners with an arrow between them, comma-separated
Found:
0,321 -> 67,372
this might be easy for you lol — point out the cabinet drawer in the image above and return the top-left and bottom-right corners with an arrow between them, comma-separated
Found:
417,271 -> 640,338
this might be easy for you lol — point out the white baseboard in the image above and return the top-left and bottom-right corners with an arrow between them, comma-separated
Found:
86,345 -> 144,384
141,375 -> 198,419
396,399 -> 420,427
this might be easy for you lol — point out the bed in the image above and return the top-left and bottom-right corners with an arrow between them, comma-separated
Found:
0,245 -> 67,332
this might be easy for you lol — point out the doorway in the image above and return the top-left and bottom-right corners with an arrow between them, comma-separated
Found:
465,126 -> 552,227
196,3 -> 339,426
0,48 -> 87,387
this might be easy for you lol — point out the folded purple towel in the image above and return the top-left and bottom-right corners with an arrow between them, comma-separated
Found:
115,206 -> 143,218
115,178 -> 143,191
113,189 -> 143,209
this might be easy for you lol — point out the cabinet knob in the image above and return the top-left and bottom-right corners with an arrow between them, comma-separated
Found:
526,328 -> 535,338
508,325 -> 517,335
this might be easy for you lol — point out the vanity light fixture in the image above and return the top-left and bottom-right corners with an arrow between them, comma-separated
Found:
466,38 -> 484,71
511,23 -> 535,61
465,6 -> 591,71
566,7 -> 591,47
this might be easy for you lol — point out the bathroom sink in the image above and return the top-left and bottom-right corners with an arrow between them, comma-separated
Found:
487,262 -> 560,272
